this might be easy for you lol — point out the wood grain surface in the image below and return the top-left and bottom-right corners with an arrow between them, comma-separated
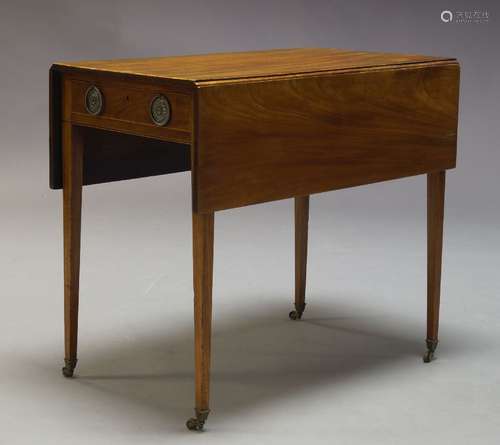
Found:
52,48 -> 453,83
427,171 -> 446,344
294,196 -> 309,314
193,62 -> 459,212
192,212 -> 214,413
65,75 -> 193,143
62,123 -> 83,366
50,49 -> 458,191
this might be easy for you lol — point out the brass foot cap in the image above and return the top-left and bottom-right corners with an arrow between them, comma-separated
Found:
423,339 -> 438,363
288,310 -> 303,320
62,358 -> 77,378
186,409 -> 210,431
289,303 -> 306,320
423,350 -> 434,363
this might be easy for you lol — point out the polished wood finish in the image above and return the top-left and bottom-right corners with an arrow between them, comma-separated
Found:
427,171 -> 446,348
52,48 -> 452,82
194,62 -> 459,212
50,48 -> 458,193
294,196 -> 309,316
65,75 -> 192,143
49,48 -> 460,429
192,212 -> 214,414
50,71 -> 192,189
62,123 -> 83,374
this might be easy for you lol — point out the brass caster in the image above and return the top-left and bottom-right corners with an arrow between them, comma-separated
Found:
186,409 -> 210,431
423,350 -> 434,363
62,358 -> 77,378
423,339 -> 438,363
289,303 -> 306,320
289,310 -> 303,320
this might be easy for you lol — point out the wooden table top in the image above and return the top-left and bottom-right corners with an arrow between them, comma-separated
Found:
52,48 -> 455,84
50,47 -> 459,212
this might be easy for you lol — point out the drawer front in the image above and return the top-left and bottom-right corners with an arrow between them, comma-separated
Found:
63,76 -> 192,143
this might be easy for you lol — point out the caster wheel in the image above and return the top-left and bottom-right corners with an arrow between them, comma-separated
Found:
423,350 -> 434,363
289,310 -> 302,320
62,366 -> 74,378
62,359 -> 77,378
423,339 -> 438,363
186,417 -> 204,431
186,409 -> 209,431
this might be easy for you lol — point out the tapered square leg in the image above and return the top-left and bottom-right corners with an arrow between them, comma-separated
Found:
187,212 -> 214,431
424,171 -> 446,363
62,123 -> 83,377
289,196 -> 309,320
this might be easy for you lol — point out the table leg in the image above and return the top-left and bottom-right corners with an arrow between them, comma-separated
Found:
187,212 -> 214,431
289,196 -> 309,320
424,171 -> 446,363
62,123 -> 83,377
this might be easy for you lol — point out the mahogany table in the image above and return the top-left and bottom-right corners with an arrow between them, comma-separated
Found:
49,48 -> 460,430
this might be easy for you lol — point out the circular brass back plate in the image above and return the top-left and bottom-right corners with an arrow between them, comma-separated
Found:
85,86 -> 103,115
150,95 -> 171,126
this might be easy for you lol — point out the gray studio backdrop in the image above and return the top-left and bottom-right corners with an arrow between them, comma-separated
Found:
1,0 -> 499,218
1,1 -> 499,444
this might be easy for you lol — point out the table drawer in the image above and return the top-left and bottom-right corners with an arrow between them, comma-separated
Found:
63,76 -> 192,143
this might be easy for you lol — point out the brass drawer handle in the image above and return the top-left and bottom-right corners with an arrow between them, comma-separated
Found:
150,95 -> 170,126
85,85 -> 103,115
